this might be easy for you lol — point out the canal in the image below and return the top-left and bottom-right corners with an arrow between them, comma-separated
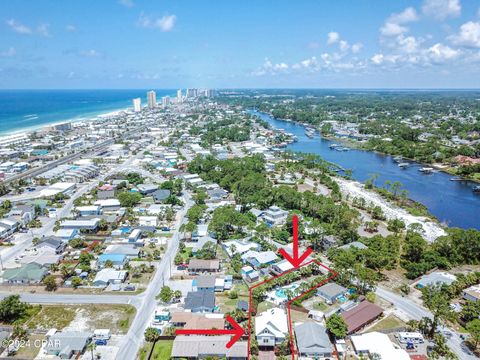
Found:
252,110 -> 480,230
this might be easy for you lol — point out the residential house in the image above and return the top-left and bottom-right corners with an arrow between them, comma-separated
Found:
45,331 -> 92,359
271,259 -> 294,275
97,254 -> 127,269
138,216 -> 158,227
171,336 -> 248,360
94,199 -> 121,212
137,184 -> 158,195
241,266 -> 259,282
103,244 -> 139,258
192,275 -> 216,292
1,263 -> 48,284
341,301 -> 384,334
170,312 -> 224,329
97,184 -> 116,199
463,284 -> 480,303
416,271 -> 457,289
20,250 -> 62,267
188,259 -> 220,274
53,228 -> 78,241
93,268 -> 128,287
60,218 -> 100,231
223,239 -> 260,257
294,322 -> 333,359
316,283 -> 348,305
255,308 -> 288,347
263,206 -> 288,227
184,291 -> 216,313
351,332 -> 410,360
36,237 -> 66,254
75,205 -> 102,217
152,189 -> 171,203
241,250 -> 278,268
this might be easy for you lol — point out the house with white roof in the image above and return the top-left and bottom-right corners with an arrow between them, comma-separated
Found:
222,239 -> 260,257
241,250 -> 278,267
255,308 -> 288,347
93,268 -> 128,287
351,332 -> 410,360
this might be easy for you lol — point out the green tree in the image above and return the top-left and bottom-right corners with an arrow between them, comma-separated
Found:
422,285 -> 456,338
144,327 -> 161,343
466,319 -> 480,349
158,286 -> 173,303
326,313 -> 348,339
117,191 -> 142,207
71,276 -> 83,289
43,275 -> 57,291
0,295 -> 29,323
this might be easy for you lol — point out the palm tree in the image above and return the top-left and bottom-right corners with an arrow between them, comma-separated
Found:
87,342 -> 96,360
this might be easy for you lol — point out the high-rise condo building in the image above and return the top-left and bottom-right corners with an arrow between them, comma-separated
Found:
162,96 -> 170,107
177,89 -> 183,103
133,98 -> 141,112
147,90 -> 157,109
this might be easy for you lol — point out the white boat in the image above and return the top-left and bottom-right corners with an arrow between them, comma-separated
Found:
418,167 -> 434,173
329,143 -> 339,149
398,162 -> 409,168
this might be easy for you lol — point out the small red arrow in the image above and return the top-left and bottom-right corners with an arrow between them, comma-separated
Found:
175,315 -> 244,348
279,214 -> 313,268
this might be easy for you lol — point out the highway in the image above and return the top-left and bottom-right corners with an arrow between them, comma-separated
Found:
376,286 -> 478,360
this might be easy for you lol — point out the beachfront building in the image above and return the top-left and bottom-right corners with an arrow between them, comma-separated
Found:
147,90 -> 156,109
133,98 -> 141,112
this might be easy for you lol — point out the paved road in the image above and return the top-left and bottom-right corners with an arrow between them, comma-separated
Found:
116,191 -> 193,360
376,286 -> 478,360
0,292 -> 141,308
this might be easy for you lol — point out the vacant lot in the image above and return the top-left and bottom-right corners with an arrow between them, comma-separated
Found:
24,304 -> 136,334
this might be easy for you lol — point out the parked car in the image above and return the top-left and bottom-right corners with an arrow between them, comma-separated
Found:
95,339 -> 107,346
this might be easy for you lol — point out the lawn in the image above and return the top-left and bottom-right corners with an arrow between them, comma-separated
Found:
312,301 -> 328,311
369,315 -> 406,332
216,293 -> 249,313
257,301 -> 275,313
138,340 -> 173,360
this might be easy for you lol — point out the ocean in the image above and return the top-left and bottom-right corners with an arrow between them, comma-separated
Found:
0,89 -> 175,135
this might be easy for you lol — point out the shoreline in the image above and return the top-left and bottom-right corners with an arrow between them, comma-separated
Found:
0,106 -> 129,138
334,176 -> 446,242
259,110 -> 480,184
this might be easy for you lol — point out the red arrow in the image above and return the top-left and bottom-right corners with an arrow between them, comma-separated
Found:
175,315 -> 244,348
279,214 -> 313,268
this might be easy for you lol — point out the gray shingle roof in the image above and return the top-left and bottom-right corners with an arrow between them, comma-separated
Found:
295,322 -> 332,355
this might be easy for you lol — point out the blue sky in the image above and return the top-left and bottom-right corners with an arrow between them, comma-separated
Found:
1,0 -> 480,89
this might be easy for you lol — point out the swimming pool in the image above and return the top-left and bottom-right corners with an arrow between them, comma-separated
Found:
275,283 -> 300,299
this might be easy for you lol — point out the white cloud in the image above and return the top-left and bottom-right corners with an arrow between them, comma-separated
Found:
79,49 -> 101,57
449,21 -> 480,48
119,0 -> 134,7
253,58 -> 290,76
396,35 -> 420,53
138,13 -> 177,32
6,19 -> 32,34
37,24 -> 50,37
422,0 -> 461,20
327,31 -> 340,44
0,47 -> 16,57
66,25 -> 77,32
380,7 -> 419,36
339,40 -> 350,51
371,54 -> 384,65
428,43 -> 460,62
351,42 -> 363,54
